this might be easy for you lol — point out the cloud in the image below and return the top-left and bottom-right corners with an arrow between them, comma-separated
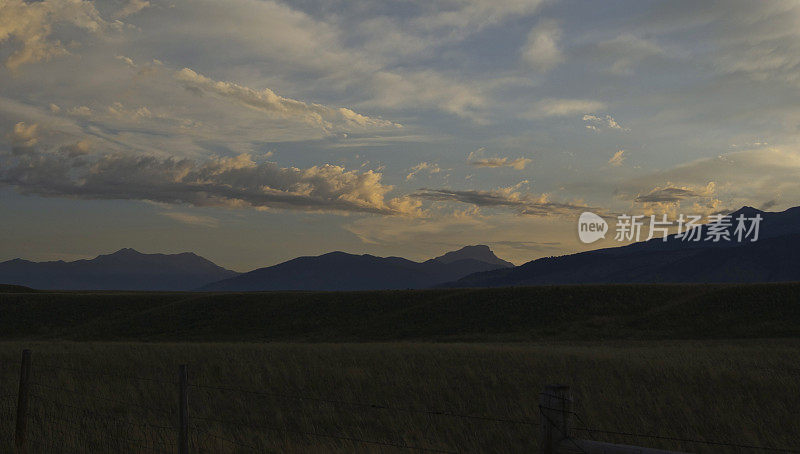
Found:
68,106 -> 92,117
0,136 -> 423,216
115,55 -> 136,68
106,102 -> 157,122
413,184 -> 592,217
634,1 -> 800,85
467,148 -> 531,170
608,149 -> 626,167
760,200 -> 778,211
160,212 -> 219,228
356,0 -> 544,60
706,2 -> 800,84
594,34 -> 662,75
175,68 -> 400,132
0,0 -> 108,70
583,114 -> 628,132
58,140 -> 91,158
363,70 -> 487,121
154,0 -> 493,121
522,19 -> 563,72
115,0 -> 150,19
8,122 -> 39,148
634,183 -> 715,203
414,0 -> 544,36
114,55 -> 162,77
344,207 -> 483,250
631,182 -> 719,217
490,240 -> 561,252
526,98 -> 606,118
406,162 -> 441,180
621,147 -> 800,214
344,205 -> 582,266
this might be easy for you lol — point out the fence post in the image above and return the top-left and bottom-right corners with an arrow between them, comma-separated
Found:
14,349 -> 31,454
179,364 -> 189,454
540,384 -> 571,454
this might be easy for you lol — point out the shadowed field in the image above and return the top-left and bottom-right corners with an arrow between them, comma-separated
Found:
0,341 -> 799,453
1,285 -> 798,452
2,283 -> 800,341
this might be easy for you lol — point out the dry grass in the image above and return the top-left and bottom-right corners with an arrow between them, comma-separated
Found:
0,340 -> 798,453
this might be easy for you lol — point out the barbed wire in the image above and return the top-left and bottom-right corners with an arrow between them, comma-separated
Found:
29,394 -> 174,432
540,390 -> 800,453
26,412 -> 174,454
32,362 -> 175,386
29,382 -> 176,418
192,425 -> 260,451
26,409 -> 175,451
5,356 -> 797,454
190,381 -> 537,426
192,414 -> 460,453
538,405 -> 587,454
27,401 -> 175,445
569,426 -> 800,453
28,434 -> 105,454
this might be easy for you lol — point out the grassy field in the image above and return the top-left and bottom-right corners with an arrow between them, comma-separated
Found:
1,285 -> 798,452
0,341 -> 798,453
1,283 -> 800,341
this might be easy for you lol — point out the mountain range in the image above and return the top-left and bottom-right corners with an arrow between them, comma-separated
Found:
198,245 -> 513,291
0,245 -> 512,291
4,205 -> 800,291
448,206 -> 800,287
0,248 -> 238,291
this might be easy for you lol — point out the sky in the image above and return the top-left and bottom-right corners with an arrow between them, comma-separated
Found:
1,0 -> 800,271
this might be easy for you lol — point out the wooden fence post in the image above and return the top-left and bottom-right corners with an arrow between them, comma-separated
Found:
179,364 -> 189,454
14,349 -> 31,454
540,384 -> 571,454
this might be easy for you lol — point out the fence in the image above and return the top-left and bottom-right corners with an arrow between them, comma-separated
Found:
2,349 -> 799,453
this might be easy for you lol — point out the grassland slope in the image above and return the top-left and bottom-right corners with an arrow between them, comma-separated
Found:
0,283 -> 799,341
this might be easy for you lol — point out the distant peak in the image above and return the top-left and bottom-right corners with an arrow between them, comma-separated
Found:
433,245 -> 514,267
729,206 -> 765,217
109,248 -> 143,256
320,251 -> 354,257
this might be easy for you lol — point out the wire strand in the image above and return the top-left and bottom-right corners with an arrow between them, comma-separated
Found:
190,382 -> 537,426
29,382 -> 176,418
29,394 -> 174,432
192,415 -> 460,453
570,426 -> 800,453
193,426 -> 259,451
26,413 -> 173,454
32,362 -> 176,386
538,405 -> 587,454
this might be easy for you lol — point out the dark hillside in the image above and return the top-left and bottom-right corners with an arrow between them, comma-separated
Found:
1,283 -> 799,341
0,284 -> 36,293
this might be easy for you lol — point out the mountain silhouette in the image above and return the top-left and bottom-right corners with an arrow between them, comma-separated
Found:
446,206 -> 800,287
0,248 -> 238,291
199,246 -> 512,291
434,245 -> 514,267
